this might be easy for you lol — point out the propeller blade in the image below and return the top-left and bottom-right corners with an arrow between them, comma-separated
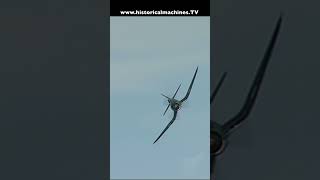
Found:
161,93 -> 170,99
172,84 -> 181,99
211,72 -> 227,104
163,104 -> 170,116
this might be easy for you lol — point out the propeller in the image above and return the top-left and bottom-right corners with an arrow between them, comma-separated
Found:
162,84 -> 181,116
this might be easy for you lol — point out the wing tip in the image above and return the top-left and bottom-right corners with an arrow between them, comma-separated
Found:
222,72 -> 227,79
279,12 -> 284,19
277,13 -> 283,28
194,66 -> 199,77
153,137 -> 160,144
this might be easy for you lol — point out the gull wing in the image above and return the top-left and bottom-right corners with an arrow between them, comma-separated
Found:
222,15 -> 282,137
181,66 -> 199,102
153,110 -> 178,144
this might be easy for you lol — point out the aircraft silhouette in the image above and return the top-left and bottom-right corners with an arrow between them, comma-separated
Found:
211,15 -> 283,179
153,66 -> 198,144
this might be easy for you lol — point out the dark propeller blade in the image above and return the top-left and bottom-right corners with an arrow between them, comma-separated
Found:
162,84 -> 181,116
163,104 -> 170,116
222,15 -> 282,137
153,111 -> 178,144
172,84 -> 181,99
210,72 -> 227,104
181,66 -> 199,102
161,93 -> 170,99
161,94 -> 170,116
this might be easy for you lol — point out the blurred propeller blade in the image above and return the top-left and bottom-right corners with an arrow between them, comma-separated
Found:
172,84 -> 181,99
163,104 -> 170,116
211,72 -> 227,104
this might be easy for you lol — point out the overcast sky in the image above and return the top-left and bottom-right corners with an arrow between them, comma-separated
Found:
110,17 -> 210,179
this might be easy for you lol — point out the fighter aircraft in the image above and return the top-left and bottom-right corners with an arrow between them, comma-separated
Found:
153,66 -> 198,144
211,15 -> 283,179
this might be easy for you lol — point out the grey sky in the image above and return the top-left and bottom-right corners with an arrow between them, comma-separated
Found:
110,17 -> 210,179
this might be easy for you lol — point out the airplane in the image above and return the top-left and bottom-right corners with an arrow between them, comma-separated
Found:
153,66 -> 199,144
211,15 -> 283,179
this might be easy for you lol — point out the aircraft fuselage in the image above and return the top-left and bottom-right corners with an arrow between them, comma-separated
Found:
168,99 -> 181,111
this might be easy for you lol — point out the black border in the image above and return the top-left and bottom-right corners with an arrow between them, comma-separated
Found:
0,0 -> 109,179
111,0 -> 210,16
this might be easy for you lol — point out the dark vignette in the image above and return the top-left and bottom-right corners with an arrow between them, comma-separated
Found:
0,0 -> 109,179
212,0 -> 320,179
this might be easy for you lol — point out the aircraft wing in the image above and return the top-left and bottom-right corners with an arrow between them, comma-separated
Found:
181,66 -> 198,102
153,110 -> 178,144
222,15 -> 282,137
